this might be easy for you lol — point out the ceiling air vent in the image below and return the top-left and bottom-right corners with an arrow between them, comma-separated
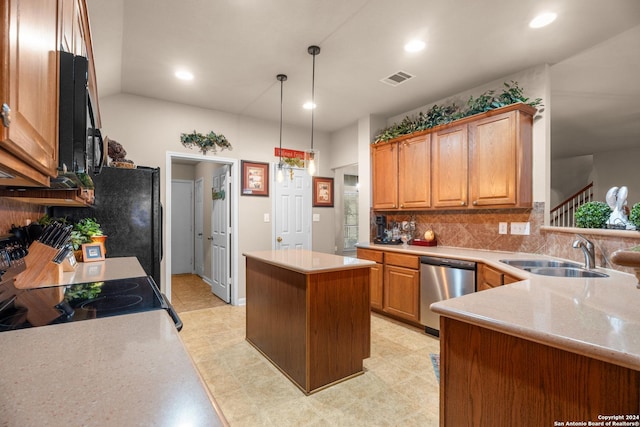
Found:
380,70 -> 414,87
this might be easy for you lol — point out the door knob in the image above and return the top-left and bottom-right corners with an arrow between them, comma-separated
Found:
197,233 -> 203,236
277,237 -> 282,242
207,237 -> 213,240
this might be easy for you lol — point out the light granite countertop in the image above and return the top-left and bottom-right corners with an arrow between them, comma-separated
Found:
243,249 -> 374,274
0,310 -> 227,426
357,243 -> 640,371
60,257 -> 148,284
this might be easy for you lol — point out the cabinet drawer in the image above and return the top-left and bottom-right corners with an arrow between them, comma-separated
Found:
385,252 -> 419,269
481,264 -> 504,287
357,248 -> 384,263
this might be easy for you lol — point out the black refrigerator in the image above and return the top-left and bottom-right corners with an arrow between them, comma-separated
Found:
51,167 -> 162,284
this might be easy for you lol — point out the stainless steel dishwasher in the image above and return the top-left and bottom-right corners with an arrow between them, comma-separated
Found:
420,256 -> 476,336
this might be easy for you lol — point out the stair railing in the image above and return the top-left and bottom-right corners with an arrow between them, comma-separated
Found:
550,183 -> 594,227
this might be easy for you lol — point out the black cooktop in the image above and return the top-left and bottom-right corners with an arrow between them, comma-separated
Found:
0,275 -> 180,332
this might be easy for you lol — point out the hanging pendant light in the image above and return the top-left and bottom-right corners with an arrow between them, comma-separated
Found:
276,74 -> 287,183
306,45 -> 320,176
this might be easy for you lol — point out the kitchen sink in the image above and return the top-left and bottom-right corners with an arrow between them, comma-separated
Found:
499,259 -> 582,269
499,259 -> 609,278
526,267 -> 609,278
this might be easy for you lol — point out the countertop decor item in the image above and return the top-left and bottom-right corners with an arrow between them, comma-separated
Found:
630,202 -> 640,229
574,201 -> 612,229
107,137 -> 136,167
180,130 -> 232,155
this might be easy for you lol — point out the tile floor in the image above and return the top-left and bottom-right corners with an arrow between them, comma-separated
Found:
171,273 -> 227,313
178,301 -> 441,426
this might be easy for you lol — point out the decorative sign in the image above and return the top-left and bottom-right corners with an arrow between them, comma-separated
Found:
274,148 -> 306,159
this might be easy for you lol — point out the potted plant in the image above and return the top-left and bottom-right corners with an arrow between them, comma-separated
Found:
71,218 -> 105,261
574,201 -> 612,229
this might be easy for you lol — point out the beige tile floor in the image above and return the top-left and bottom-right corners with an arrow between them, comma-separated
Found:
171,273 -> 227,313
178,304 -> 441,426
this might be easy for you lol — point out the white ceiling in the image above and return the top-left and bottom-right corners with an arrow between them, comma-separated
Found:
86,0 -> 640,159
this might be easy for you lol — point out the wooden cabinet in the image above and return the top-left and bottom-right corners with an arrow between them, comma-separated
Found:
0,0 -> 59,187
432,124 -> 468,208
371,103 -> 535,212
358,248 -> 420,324
477,263 -> 522,291
398,134 -> 430,209
372,134 -> 430,210
371,142 -> 398,209
356,248 -> 384,310
469,108 -> 533,208
383,252 -> 420,323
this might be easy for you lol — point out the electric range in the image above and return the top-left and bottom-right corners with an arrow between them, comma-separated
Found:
0,275 -> 182,332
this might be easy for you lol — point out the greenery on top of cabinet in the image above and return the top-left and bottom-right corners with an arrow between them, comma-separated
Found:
373,81 -> 543,143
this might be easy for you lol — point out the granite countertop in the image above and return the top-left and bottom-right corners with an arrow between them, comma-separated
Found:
0,310 -> 228,426
357,243 -> 640,371
243,249 -> 374,274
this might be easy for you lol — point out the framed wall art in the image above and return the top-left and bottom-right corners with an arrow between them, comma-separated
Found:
241,160 -> 269,196
313,176 -> 334,207
81,243 -> 105,262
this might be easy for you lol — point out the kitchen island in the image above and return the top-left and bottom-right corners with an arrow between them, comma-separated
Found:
243,249 -> 374,394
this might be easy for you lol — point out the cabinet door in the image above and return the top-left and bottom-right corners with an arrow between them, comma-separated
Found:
468,111 -> 517,207
0,0 -> 58,184
432,124 -> 468,208
398,134 -> 430,209
384,265 -> 419,322
371,142 -> 398,209
370,262 -> 384,310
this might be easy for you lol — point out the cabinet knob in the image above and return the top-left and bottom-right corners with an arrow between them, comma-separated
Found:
1,104 -> 11,127
473,200 -> 478,206
460,201 -> 465,206
400,204 -> 404,208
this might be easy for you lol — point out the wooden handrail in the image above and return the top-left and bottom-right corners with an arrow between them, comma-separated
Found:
551,182 -> 594,213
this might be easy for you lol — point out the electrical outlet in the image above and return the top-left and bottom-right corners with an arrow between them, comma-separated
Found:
510,222 -> 530,235
499,222 -> 508,234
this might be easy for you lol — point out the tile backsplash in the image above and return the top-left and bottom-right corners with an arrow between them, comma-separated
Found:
375,202 -> 640,274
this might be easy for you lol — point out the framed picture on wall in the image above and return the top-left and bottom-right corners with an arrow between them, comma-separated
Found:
241,160 -> 269,196
313,177 -> 334,207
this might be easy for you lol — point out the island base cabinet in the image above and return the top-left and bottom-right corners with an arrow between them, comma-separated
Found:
245,258 -> 370,394
440,317 -> 640,426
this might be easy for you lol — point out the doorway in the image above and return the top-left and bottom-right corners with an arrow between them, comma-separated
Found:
170,179 -> 194,274
164,152 -> 239,306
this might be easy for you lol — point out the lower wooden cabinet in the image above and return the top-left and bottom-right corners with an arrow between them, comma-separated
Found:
357,249 -> 420,323
477,263 -> 522,291
356,248 -> 384,310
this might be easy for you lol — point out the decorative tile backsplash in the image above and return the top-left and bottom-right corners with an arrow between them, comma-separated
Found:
374,202 -> 640,275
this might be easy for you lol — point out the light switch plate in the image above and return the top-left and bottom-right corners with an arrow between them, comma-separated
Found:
263,213 -> 270,222
510,222 -> 530,235
499,222 -> 508,234
313,214 -> 320,222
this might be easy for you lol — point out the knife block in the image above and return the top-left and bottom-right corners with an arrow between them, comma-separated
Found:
13,242 -> 63,289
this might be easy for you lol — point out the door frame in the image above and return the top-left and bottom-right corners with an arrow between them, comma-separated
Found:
165,152 -> 240,306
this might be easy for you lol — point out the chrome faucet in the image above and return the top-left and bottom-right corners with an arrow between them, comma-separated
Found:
572,234 -> 596,269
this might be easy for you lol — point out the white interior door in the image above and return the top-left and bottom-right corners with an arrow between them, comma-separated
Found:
211,166 -> 231,302
171,180 -> 194,274
274,167 -> 311,249
194,178 -> 204,276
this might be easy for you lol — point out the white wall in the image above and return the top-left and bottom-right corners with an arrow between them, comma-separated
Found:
593,147 -> 640,206
550,155 -> 594,208
99,93 -> 332,299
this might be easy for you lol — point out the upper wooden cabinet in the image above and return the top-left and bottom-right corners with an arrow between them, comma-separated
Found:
0,0 -> 59,187
371,103 -> 536,211
432,124 -> 468,208
0,0 -> 100,188
398,134 -> 430,209
372,134 -> 430,210
469,108 -> 533,208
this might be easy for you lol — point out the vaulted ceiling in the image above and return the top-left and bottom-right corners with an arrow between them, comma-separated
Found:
86,0 -> 640,159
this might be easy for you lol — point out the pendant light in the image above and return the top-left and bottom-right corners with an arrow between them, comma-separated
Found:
276,74 -> 287,183
306,45 -> 320,176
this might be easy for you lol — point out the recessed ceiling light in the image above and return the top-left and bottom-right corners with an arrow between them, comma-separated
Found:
175,70 -> 194,81
404,39 -> 426,53
303,102 -> 316,110
529,12 -> 557,29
